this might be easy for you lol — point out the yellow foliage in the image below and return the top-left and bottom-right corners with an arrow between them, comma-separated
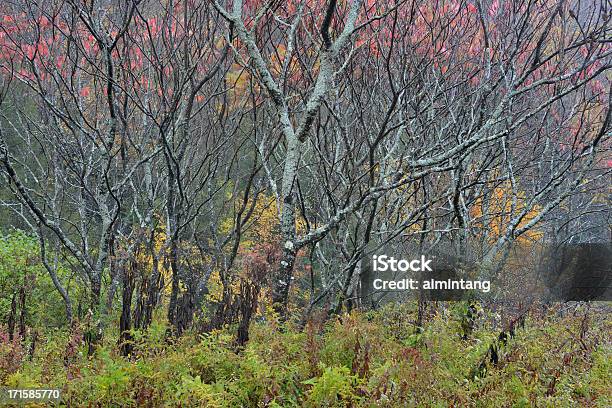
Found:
120,218 -> 212,299
243,194 -> 306,245
205,193 -> 308,313
470,182 -> 543,244
247,194 -> 280,244
128,223 -> 173,297
223,63 -> 260,111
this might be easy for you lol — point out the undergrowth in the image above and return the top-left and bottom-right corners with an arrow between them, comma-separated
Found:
1,302 -> 610,407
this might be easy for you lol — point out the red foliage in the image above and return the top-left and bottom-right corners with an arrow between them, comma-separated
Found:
0,326 -> 24,380
242,241 -> 281,283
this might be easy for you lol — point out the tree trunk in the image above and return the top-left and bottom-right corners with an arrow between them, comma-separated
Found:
119,263 -> 135,356
18,285 -> 26,339
272,136 -> 300,319
167,239 -> 180,331
7,292 -> 16,341
87,276 -> 102,356
236,279 -> 259,348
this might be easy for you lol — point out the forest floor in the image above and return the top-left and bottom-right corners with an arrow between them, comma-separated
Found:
1,302 -> 610,407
